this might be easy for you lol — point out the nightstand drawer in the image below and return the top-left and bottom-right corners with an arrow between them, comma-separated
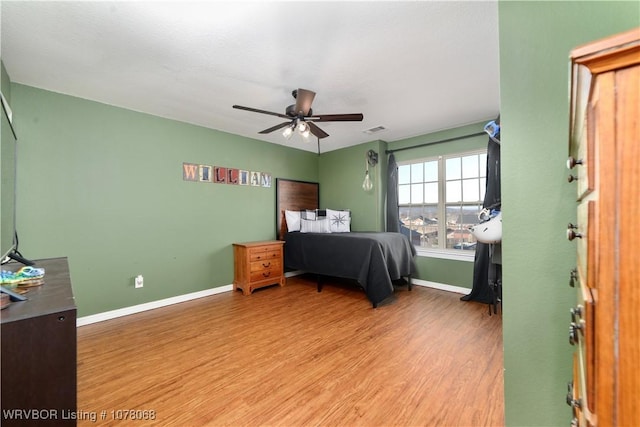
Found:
249,249 -> 281,262
250,258 -> 281,272
250,269 -> 279,282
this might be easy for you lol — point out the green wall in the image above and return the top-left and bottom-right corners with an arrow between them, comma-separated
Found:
414,256 -> 475,289
499,2 -> 638,426
11,84 -> 319,316
319,139 -> 386,232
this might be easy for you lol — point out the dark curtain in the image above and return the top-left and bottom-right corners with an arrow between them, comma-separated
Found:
461,122 -> 501,304
386,154 -> 400,232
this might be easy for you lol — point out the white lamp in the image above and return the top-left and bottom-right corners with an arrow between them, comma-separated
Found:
362,166 -> 373,191
362,150 -> 378,192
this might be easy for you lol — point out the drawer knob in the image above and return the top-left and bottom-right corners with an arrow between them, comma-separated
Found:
567,174 -> 578,183
566,382 -> 581,423
569,268 -> 577,288
262,262 -> 271,268
570,306 -> 583,323
262,271 -> 271,278
566,157 -> 583,169
569,322 -> 582,345
567,223 -> 583,241
566,394 -> 582,409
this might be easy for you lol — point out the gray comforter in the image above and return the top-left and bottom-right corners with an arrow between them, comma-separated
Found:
284,232 -> 416,306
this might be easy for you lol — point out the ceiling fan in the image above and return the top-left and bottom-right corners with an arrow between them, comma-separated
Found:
232,88 -> 364,140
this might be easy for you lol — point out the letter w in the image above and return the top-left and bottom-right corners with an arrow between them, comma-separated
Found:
3,409 -> 24,419
183,163 -> 199,181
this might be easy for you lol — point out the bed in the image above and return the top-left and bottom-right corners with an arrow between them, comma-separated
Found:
276,178 -> 416,307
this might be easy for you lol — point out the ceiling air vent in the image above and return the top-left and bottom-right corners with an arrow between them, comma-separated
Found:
363,125 -> 387,135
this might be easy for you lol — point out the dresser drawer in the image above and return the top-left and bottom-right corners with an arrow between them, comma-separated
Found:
573,200 -> 596,289
568,63 -> 595,201
570,282 -> 596,419
580,284 -> 596,418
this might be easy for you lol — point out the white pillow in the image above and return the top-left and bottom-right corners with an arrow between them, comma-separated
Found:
285,210 -> 301,232
300,218 -> 331,233
301,210 -> 316,220
327,209 -> 351,233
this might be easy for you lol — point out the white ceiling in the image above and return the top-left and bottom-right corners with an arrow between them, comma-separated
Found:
1,1 -> 500,153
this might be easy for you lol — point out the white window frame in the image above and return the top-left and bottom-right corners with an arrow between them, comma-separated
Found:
398,149 -> 487,262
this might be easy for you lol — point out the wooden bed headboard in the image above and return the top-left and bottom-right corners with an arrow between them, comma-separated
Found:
276,178 -> 319,240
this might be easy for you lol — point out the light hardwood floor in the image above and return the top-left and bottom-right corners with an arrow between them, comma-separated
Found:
77,275 -> 504,426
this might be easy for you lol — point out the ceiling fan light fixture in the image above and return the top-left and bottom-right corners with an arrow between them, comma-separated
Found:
301,128 -> 311,139
297,121 -> 308,133
282,124 -> 294,139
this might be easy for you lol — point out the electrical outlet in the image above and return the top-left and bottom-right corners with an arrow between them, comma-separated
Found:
134,275 -> 144,288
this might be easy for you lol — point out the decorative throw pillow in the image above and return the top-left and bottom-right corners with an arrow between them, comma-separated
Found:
285,210 -> 301,232
300,218 -> 331,233
301,210 -> 316,221
327,209 -> 351,233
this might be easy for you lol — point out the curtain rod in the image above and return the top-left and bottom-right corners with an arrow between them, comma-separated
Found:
385,131 -> 486,154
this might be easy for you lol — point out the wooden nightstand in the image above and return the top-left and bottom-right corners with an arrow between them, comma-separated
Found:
233,240 -> 285,295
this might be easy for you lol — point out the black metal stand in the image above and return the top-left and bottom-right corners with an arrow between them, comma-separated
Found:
5,250 -> 34,266
488,278 -> 502,315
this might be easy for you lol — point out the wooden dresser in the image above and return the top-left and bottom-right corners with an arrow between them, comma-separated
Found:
233,240 -> 285,295
1,257 -> 77,426
566,28 -> 639,427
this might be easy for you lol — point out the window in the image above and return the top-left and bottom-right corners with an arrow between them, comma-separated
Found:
398,150 -> 486,255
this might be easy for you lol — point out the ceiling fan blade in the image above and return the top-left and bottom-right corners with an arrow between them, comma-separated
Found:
294,89 -> 316,116
307,113 -> 364,122
233,105 -> 289,119
307,121 -> 329,139
259,122 -> 292,134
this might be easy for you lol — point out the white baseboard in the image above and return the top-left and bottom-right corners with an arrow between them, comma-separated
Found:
411,278 -> 470,295
76,285 -> 233,327
76,276 -> 469,327
285,270 -> 304,278
78,274 -> 304,327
